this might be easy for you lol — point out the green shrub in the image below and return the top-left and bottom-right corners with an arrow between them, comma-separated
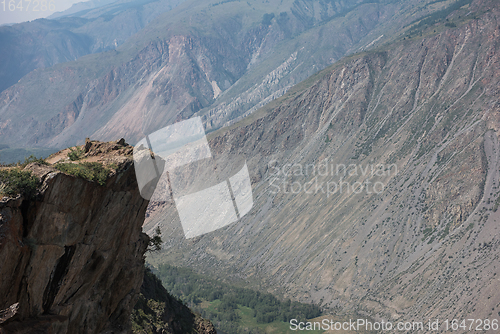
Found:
0,169 -> 40,199
68,147 -> 84,161
147,226 -> 163,252
54,162 -> 110,186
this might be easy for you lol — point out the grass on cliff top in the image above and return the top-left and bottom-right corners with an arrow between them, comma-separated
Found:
54,162 -> 111,186
67,146 -> 84,161
0,169 -> 40,199
0,155 -> 49,199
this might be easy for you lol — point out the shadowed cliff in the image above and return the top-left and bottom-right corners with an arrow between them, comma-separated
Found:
0,140 -> 214,334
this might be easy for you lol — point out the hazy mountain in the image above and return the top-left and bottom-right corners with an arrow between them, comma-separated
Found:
0,0 -> 462,153
47,0 -> 120,19
145,0 -> 500,323
0,0 -> 186,93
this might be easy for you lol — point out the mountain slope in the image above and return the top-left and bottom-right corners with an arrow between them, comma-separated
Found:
146,0 -> 500,323
0,0 -> 469,151
0,0 -> 186,93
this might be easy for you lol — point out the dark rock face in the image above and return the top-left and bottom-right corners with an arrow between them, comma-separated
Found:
0,143 -> 149,333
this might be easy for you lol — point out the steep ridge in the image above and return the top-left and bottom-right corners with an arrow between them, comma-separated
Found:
0,0 -> 463,150
146,0 -> 500,323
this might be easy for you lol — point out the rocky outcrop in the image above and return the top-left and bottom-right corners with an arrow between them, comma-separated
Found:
0,140 -> 150,333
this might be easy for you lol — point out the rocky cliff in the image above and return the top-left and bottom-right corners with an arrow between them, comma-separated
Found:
0,140 -> 213,333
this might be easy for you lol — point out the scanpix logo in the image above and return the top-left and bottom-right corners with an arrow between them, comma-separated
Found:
133,117 -> 253,239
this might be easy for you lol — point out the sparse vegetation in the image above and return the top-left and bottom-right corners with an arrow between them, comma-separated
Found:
493,195 -> 500,212
439,223 -> 450,240
54,162 -> 110,186
422,227 -> 434,241
20,155 -> 49,167
132,268 -> 201,334
0,168 -> 40,199
147,227 -> 163,252
404,0 -> 473,39
68,146 -> 84,161
262,13 -> 274,25
132,299 -> 167,333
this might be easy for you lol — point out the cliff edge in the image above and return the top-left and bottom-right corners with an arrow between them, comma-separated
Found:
0,140 -> 149,333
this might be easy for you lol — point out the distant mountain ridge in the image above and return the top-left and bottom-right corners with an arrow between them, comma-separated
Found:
0,0 -> 186,93
47,0 -> 119,19
0,0 -> 467,151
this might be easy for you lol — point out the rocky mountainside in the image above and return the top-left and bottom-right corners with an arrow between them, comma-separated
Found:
146,0 -> 500,324
0,0 -> 469,152
0,140 -> 214,333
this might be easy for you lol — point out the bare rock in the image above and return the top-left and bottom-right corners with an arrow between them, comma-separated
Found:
0,143 -> 149,333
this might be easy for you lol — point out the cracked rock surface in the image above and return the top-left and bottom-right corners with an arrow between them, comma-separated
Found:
0,140 -> 149,333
